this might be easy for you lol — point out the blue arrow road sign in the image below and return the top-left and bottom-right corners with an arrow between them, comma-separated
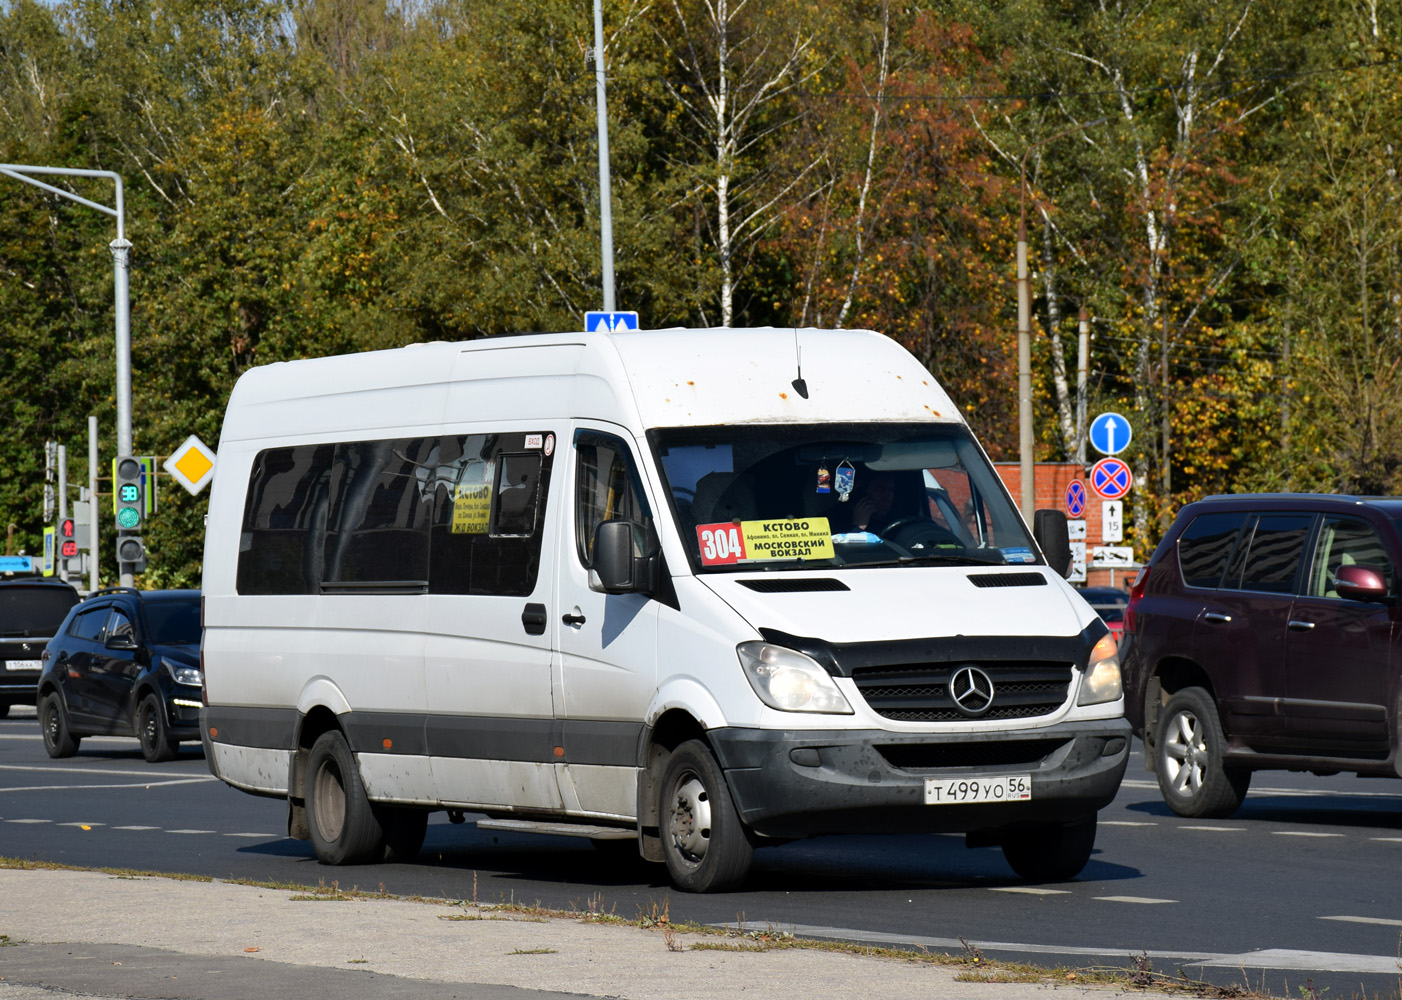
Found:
1089,412 -> 1132,456
1090,457 -> 1133,500
585,311 -> 639,333
1065,480 -> 1087,518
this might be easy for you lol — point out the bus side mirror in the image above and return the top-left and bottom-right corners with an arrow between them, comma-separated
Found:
592,519 -> 654,595
1033,509 -> 1073,578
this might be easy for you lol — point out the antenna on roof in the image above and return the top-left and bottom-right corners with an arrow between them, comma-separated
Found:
791,329 -> 809,399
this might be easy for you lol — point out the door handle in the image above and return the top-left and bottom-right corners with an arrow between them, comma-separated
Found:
1288,619 -> 1316,631
1203,612 -> 1232,623
521,603 -> 548,636
562,612 -> 587,627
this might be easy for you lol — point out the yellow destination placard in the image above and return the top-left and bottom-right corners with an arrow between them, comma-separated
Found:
452,484 -> 491,534
739,518 -> 834,561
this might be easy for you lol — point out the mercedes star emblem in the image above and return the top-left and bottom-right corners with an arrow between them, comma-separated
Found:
949,665 -> 995,717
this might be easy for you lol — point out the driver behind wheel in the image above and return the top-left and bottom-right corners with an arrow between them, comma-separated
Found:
848,472 -> 897,533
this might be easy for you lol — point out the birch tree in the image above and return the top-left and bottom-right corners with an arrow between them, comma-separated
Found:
657,0 -> 825,326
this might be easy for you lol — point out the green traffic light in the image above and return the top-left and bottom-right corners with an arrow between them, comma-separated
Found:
117,506 -> 141,529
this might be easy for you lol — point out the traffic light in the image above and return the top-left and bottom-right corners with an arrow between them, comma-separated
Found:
114,456 -> 145,531
116,534 -> 146,572
57,517 -> 78,560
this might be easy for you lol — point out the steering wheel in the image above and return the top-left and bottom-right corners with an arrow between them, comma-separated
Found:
880,518 -> 963,552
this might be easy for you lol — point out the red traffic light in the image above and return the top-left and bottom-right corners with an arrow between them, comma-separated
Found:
59,517 -> 74,539
60,539 -> 78,558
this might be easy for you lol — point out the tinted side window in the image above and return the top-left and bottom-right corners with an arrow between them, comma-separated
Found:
1231,514 -> 1313,594
323,438 -> 435,587
428,433 -> 555,597
238,445 -> 335,595
68,607 -> 110,642
1177,511 -> 1247,588
574,432 -> 652,567
238,434 -> 555,598
107,609 -> 134,641
1307,517 -> 1395,598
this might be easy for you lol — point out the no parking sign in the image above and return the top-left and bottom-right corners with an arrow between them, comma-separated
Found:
1090,457 -> 1133,500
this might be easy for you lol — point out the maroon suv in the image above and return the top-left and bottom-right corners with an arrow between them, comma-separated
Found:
1121,494 -> 1402,818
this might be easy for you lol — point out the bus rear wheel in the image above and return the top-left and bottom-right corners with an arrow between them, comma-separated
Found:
305,731 -> 384,865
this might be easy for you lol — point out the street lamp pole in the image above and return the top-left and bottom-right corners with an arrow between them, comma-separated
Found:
1,164 -> 135,585
1014,120 -> 1104,522
592,0 -> 617,313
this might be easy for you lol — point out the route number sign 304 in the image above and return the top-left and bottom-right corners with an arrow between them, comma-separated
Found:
924,774 -> 1032,805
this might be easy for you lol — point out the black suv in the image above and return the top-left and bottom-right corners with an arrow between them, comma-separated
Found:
0,578 -> 81,717
1121,494 -> 1402,818
38,588 -> 203,762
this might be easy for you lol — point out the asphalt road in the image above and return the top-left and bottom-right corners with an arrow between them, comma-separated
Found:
3,705 -> 1401,999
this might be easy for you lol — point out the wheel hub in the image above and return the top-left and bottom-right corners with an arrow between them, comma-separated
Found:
668,776 -> 712,863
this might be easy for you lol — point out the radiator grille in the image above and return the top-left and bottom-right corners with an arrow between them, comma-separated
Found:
852,660 -> 1072,721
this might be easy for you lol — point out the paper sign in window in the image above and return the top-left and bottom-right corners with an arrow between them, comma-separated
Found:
452,484 -> 491,534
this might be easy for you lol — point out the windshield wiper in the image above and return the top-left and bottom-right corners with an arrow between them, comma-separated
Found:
847,552 -> 1008,568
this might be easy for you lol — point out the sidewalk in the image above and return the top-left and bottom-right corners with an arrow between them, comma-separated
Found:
0,867 -> 1129,1000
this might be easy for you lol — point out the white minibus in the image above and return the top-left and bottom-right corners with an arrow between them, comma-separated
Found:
200,327 -> 1128,892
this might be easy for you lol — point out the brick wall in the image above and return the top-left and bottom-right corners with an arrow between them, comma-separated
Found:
994,462 -> 1137,591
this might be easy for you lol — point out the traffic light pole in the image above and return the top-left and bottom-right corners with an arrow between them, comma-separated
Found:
0,164 -> 136,585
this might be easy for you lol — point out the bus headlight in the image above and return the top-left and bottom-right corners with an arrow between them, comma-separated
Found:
737,642 -> 854,714
1077,633 -> 1122,706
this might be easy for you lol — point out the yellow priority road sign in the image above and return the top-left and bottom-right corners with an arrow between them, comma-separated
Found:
163,435 -> 217,495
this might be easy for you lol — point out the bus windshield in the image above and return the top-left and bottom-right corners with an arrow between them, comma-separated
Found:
649,422 -> 1037,573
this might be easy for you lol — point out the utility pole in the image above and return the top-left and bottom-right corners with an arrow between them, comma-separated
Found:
0,164 -> 136,586
1076,308 -> 1090,467
592,0 -> 616,312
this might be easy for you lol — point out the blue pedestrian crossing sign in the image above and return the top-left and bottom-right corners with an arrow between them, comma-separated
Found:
585,311 -> 639,333
1089,412 -> 1132,456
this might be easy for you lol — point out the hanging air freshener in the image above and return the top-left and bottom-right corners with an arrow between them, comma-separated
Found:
816,464 -> 831,494
835,460 -> 855,501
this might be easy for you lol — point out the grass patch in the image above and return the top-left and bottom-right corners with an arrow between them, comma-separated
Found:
0,935 -> 19,947
509,948 -> 557,955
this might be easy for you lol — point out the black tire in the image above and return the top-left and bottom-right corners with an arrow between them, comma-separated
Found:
659,740 -> 753,893
378,807 -> 428,863
1154,686 -> 1251,818
40,692 -> 80,758
136,693 -> 178,763
305,730 -> 384,865
1001,816 -> 1098,882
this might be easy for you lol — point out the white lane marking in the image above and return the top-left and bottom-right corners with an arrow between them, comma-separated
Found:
1321,916 -> 1402,928
0,778 -> 218,793
1200,949 -> 1402,974
113,825 -> 160,831
3,818 -> 52,824
750,923 -> 1402,974
166,829 -> 216,835
987,887 -> 1071,895
0,764 -> 215,780
1273,831 -> 1345,838
57,822 -> 106,828
1371,837 -> 1402,843
1094,896 -> 1179,904
223,832 -> 276,838
1101,820 -> 1158,826
1123,777 -> 1402,801
1180,825 -> 1244,832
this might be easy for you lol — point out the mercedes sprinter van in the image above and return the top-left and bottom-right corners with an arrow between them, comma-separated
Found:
200,327 -> 1128,892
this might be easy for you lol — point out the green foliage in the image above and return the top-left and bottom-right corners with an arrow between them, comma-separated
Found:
2,0 -> 1401,580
